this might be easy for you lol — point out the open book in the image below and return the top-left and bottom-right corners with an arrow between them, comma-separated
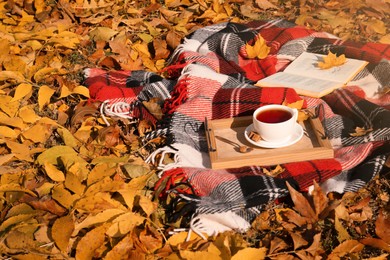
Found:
255,52 -> 368,98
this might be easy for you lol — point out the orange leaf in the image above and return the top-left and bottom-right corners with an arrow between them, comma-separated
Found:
245,36 -> 270,59
317,51 -> 346,69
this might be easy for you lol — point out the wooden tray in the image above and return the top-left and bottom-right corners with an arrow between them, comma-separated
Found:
205,111 -> 333,169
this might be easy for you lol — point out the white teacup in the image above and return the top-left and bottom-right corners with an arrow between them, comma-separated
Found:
252,104 -> 298,143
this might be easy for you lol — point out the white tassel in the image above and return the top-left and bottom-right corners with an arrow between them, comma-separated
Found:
99,100 -> 136,126
189,212 -> 251,239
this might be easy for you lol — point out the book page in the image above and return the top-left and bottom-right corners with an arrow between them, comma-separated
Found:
256,72 -> 342,97
284,52 -> 368,83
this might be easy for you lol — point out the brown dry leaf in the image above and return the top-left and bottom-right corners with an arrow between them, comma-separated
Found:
375,210 -> 390,244
143,98 -> 163,120
317,51 -> 347,69
289,232 -> 309,251
286,182 -> 317,220
138,119 -> 154,137
305,233 -> 324,256
245,35 -> 270,59
255,0 -> 278,10
328,240 -> 364,259
348,197 -> 373,222
360,237 -> 390,253
335,215 -> 351,243
269,236 -> 289,254
51,214 -> 74,253
311,181 -> 328,217
349,126 -> 373,137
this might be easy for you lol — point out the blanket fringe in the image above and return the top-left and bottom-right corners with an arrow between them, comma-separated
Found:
189,212 -> 251,239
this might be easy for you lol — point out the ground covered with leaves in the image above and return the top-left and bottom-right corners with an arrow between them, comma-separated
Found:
0,0 -> 389,259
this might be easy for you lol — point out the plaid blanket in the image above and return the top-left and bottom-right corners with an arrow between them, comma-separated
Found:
84,19 -> 390,238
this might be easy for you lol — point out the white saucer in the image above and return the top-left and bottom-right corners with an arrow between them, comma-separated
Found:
244,123 -> 304,148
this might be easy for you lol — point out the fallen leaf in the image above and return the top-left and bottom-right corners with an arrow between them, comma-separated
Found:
11,83 -> 32,101
360,237 -> 390,253
349,126 -> 373,137
286,182 -> 317,220
289,232 -> 309,250
245,35 -> 270,59
44,162 -> 66,182
75,224 -> 108,260
375,210 -> 390,244
231,247 -> 267,260
52,215 -> 75,253
73,208 -> 125,236
328,240 -> 364,258
38,85 -> 56,111
317,51 -> 346,69
335,215 -> 351,242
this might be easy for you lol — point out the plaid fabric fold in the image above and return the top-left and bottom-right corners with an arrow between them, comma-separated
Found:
84,19 -> 390,237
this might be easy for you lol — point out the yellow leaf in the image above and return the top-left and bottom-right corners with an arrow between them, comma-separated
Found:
52,184 -> 77,208
44,162 -> 65,182
18,106 -> 39,123
38,85 -> 56,111
52,215 -> 74,253
87,163 -> 117,186
245,36 -> 270,59
106,212 -> 145,237
0,213 -> 37,232
36,145 -> 84,166
73,209 -> 125,236
72,85 -> 90,98
167,231 -> 203,246
0,95 -> 20,117
34,67 -> 58,82
57,127 -> 80,148
22,123 -> 53,143
65,172 -> 85,195
0,153 -> 14,166
0,114 -> 25,129
365,19 -> 386,35
0,183 -> 37,197
50,31 -> 80,49
231,247 -> 267,260
0,126 -> 18,139
380,34 -> 390,44
5,140 -> 33,162
75,225 -> 108,260
59,85 -> 72,98
35,182 -> 55,197
138,195 -> 156,217
317,51 -> 346,69
26,40 -> 43,51
132,42 -> 151,57
89,27 -> 118,41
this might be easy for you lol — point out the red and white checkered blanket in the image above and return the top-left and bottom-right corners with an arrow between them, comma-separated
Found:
85,19 -> 390,238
